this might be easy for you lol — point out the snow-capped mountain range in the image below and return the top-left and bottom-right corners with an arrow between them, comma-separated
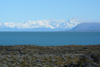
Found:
0,18 -> 100,31
0,18 -> 81,31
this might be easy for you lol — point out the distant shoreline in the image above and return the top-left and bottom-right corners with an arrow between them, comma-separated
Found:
1,43 -> 100,46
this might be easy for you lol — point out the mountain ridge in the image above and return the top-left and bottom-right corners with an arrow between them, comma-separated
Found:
71,22 -> 100,32
0,22 -> 100,31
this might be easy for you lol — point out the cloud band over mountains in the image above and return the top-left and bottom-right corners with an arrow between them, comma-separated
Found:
0,18 -> 82,29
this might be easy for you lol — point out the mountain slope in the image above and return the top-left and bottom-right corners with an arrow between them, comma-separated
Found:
72,22 -> 100,31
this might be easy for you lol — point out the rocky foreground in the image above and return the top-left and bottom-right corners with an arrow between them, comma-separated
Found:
0,45 -> 100,67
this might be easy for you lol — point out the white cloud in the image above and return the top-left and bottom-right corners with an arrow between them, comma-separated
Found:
1,18 -> 82,29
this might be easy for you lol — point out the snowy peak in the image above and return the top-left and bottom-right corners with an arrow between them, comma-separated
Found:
0,18 -> 81,31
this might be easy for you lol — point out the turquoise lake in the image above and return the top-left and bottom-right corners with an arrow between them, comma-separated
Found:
0,32 -> 100,46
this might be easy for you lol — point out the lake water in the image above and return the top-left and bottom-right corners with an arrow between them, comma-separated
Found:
0,32 -> 100,46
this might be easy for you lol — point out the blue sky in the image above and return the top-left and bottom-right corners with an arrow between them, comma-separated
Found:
0,0 -> 100,30
0,0 -> 100,22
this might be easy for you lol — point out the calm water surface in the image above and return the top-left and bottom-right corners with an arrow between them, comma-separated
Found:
0,32 -> 100,46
